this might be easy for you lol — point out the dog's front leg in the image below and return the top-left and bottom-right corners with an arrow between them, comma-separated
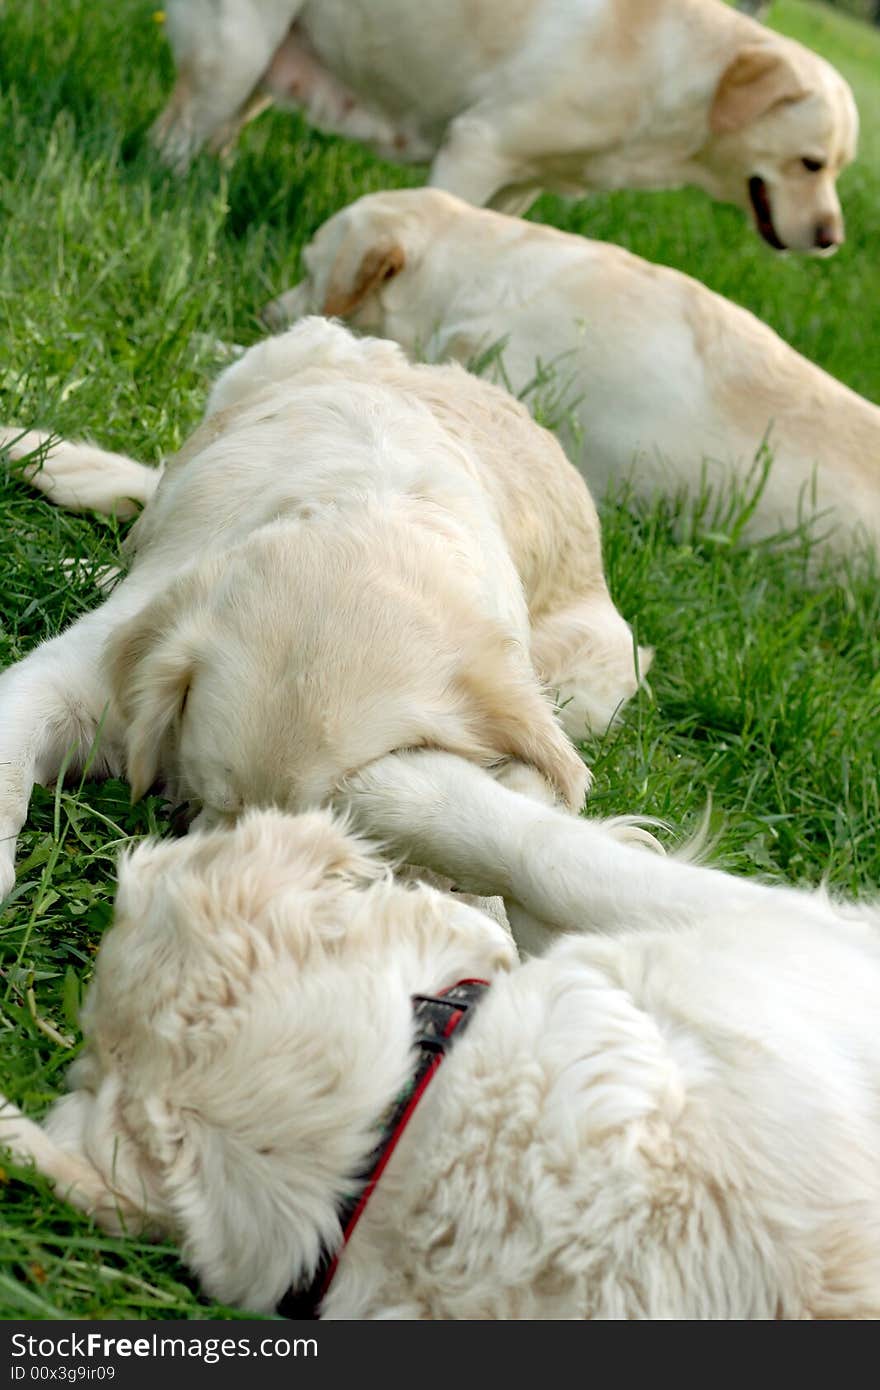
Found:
429,113 -> 530,209
0,1094 -> 146,1234
0,1095 -> 105,1214
0,620 -> 114,898
0,582 -> 154,898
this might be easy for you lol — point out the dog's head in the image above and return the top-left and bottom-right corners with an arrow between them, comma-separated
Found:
263,188 -> 464,340
105,513 -> 588,822
705,40 -> 857,254
40,809 -> 515,1310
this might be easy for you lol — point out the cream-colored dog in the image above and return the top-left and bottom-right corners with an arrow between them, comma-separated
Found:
267,188 -> 880,552
154,0 -> 857,253
3,779 -> 880,1318
0,317 -> 647,900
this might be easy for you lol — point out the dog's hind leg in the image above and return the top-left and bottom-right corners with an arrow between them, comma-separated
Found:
1,429 -> 162,519
0,580 -> 157,899
260,25 -> 428,162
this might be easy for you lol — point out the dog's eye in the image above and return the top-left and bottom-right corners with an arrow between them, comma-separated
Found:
801,157 -> 824,173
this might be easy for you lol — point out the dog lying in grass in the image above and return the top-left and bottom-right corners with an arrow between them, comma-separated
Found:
3,774 -> 880,1318
0,317 -> 647,900
267,188 -> 880,554
153,0 -> 856,253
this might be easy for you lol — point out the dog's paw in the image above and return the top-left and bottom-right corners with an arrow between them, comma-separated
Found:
493,760 -> 560,807
494,755 -> 592,814
0,1094 -> 32,1163
149,107 -> 198,175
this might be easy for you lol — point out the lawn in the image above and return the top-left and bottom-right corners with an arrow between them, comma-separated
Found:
1,0 -> 879,1318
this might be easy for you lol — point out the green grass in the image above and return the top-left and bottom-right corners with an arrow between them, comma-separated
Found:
1,0 -> 879,1319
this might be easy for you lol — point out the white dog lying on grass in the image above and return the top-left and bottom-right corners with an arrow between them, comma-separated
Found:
267,188 -> 880,555
3,764 -> 880,1319
0,317 -> 647,899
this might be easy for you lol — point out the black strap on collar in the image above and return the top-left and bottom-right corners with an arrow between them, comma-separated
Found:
276,978 -> 489,1320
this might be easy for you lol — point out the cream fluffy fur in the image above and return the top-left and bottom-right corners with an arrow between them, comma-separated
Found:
153,0 -> 856,252
268,187 -> 880,552
0,317 -> 647,899
3,789 -> 880,1318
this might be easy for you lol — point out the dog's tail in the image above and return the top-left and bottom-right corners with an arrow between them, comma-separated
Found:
343,749 -> 798,946
342,749 -> 669,941
1,428 -> 162,519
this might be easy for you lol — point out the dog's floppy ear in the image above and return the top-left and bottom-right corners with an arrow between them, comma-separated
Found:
710,46 -> 808,135
105,574 -> 209,801
163,1111 -> 322,1312
322,237 -> 406,318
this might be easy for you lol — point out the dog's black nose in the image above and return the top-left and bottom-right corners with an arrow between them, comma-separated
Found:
814,222 -> 841,249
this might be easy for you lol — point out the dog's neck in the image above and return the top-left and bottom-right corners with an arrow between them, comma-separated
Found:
277,979 -> 490,1318
262,957 -> 494,1318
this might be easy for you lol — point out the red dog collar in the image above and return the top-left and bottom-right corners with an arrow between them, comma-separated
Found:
276,978 -> 490,1319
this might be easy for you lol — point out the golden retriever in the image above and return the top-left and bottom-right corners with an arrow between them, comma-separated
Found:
267,188 -> 880,552
154,0 -> 857,252
3,785 -> 880,1317
0,317 -> 647,899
